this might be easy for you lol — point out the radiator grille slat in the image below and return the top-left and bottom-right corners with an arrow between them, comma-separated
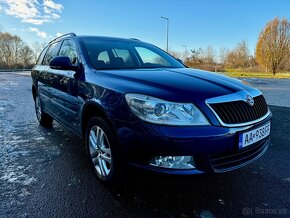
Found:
210,95 -> 268,125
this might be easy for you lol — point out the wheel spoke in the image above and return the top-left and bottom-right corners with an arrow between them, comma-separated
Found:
97,129 -> 104,147
101,153 -> 111,164
89,130 -> 97,144
92,156 -> 97,165
89,136 -> 96,150
102,159 -> 110,175
98,158 -> 106,176
95,127 -> 100,144
101,147 -> 111,155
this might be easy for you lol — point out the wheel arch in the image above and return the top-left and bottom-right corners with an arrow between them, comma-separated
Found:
81,101 -> 112,138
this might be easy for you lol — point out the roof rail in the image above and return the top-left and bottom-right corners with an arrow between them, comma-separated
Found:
130,38 -> 140,41
49,32 -> 76,44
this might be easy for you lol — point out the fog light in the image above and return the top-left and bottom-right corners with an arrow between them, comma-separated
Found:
150,156 -> 195,169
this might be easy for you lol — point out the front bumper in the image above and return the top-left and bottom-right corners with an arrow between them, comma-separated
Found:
113,113 -> 272,175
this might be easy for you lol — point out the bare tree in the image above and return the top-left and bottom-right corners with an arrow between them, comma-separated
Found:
0,32 -> 33,69
19,45 -> 33,66
256,17 -> 290,75
219,47 -> 230,65
184,46 -> 219,71
225,40 -> 251,68
0,32 -> 14,68
202,45 -> 216,64
31,41 -> 47,63
185,48 -> 204,66
11,35 -> 24,66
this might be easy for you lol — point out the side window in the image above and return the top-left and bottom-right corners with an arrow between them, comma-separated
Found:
59,40 -> 79,65
43,42 -> 61,65
36,46 -> 48,65
135,47 -> 169,66
97,51 -> 110,64
112,49 -> 134,67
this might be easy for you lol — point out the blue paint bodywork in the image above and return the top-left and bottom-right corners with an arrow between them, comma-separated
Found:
31,36 -> 272,175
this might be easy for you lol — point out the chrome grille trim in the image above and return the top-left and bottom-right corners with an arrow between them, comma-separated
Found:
206,90 -> 270,127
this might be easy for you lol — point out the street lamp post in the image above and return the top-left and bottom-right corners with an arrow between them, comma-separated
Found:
182,45 -> 187,53
182,45 -> 187,61
161,16 -> 169,52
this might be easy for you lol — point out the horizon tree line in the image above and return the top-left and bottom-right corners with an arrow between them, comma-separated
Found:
1,17 -> 289,75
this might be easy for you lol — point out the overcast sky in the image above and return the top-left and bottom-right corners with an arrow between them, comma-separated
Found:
0,0 -> 290,54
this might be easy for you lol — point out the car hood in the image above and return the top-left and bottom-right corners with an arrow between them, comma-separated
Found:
93,68 -> 257,103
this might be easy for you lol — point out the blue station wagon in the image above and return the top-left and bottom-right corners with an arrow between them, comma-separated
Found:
31,33 -> 272,184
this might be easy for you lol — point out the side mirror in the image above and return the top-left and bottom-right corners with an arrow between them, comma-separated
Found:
49,56 -> 79,72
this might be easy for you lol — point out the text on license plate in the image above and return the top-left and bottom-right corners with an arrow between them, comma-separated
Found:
239,122 -> 271,149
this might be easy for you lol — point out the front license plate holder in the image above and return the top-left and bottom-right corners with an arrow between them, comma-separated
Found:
238,122 -> 271,149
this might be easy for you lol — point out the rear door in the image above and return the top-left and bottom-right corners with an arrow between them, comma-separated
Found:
54,39 -> 83,132
36,41 -> 62,116
37,39 -> 83,134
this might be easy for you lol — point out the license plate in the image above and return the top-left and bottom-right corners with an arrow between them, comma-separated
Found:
238,122 -> 271,149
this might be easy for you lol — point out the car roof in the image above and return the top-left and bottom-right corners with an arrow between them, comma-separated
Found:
77,35 -> 141,42
49,33 -> 142,45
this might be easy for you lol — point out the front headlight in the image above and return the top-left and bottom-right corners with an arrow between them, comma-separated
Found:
125,94 -> 210,126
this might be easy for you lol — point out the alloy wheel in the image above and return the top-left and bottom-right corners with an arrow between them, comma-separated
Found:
35,95 -> 42,122
88,126 -> 112,177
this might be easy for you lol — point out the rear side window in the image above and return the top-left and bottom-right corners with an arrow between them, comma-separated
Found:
59,40 -> 79,65
43,42 -> 62,65
98,51 -> 110,64
112,49 -> 134,67
96,49 -> 134,68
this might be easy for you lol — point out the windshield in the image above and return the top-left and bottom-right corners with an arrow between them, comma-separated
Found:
80,37 -> 185,70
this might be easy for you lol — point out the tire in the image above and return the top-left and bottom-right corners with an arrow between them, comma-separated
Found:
35,95 -> 53,127
85,117 -> 122,186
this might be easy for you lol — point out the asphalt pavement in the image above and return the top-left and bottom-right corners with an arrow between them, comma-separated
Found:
0,72 -> 289,217
241,78 -> 290,108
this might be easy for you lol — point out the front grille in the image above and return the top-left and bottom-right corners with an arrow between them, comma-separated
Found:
210,138 -> 269,171
210,95 -> 268,125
